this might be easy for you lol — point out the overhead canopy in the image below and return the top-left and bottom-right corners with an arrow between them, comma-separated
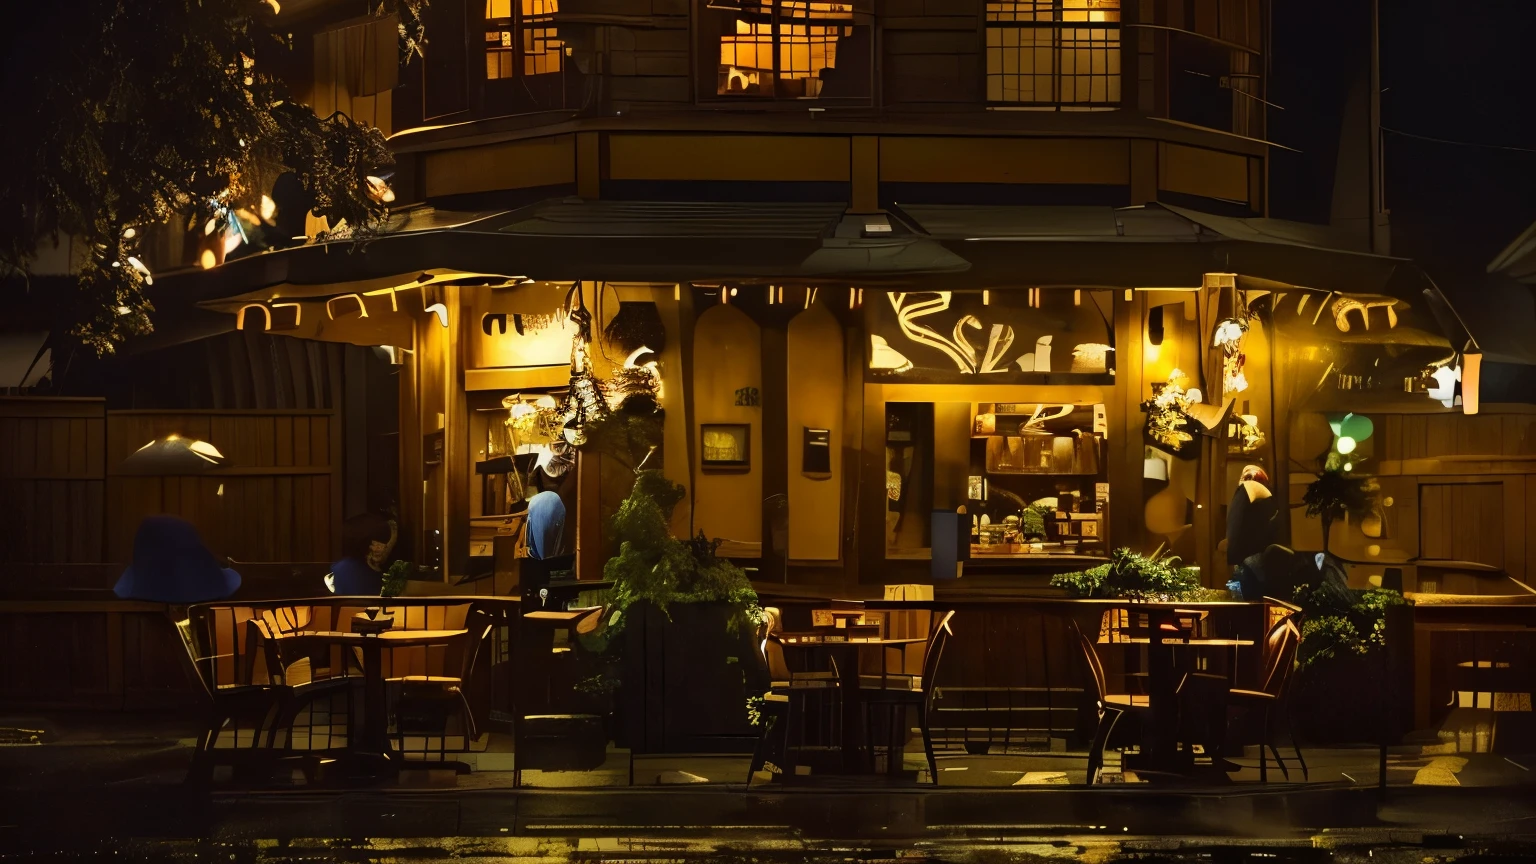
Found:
147,197 -> 1472,349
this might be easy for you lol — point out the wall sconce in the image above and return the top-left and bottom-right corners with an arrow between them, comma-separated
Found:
1147,305 -> 1165,346
120,435 -> 228,475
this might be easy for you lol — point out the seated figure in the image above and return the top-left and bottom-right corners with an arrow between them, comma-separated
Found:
113,516 -> 241,604
325,512 -> 397,595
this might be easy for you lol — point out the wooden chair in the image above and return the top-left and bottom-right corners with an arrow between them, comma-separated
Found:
175,614 -> 287,786
1071,621 -> 1134,785
391,606 -> 501,762
1188,615 -> 1304,781
857,610 -> 956,784
747,607 -> 841,785
1231,616 -> 1305,782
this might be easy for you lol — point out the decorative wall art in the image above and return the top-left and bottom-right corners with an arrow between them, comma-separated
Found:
701,424 -> 750,469
865,290 -> 1114,384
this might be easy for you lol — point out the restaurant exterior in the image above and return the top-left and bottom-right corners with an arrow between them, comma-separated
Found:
159,136 -> 1486,599
4,0 -> 1533,791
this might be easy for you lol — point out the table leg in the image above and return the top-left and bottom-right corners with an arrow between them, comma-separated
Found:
835,646 -> 866,773
361,638 -> 393,762
1145,610 -> 1179,772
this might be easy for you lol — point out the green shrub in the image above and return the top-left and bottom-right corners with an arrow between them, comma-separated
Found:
1051,547 -> 1203,601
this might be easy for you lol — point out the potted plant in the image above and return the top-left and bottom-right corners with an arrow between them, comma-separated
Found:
584,469 -> 766,754
1300,454 -> 1375,554
1290,573 -> 1410,744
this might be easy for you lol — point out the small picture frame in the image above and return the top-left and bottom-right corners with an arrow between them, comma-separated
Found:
1080,520 -> 1100,538
701,424 -> 750,470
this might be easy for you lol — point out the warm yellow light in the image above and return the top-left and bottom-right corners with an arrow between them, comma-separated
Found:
1462,351 -> 1482,415
260,195 -> 277,221
236,304 -> 271,331
326,294 -> 368,320
199,249 -> 217,269
1336,436 -> 1357,454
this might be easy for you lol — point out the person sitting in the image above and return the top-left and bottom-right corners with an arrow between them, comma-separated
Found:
113,516 -> 241,604
1225,465 -> 1280,598
325,512 -> 398,595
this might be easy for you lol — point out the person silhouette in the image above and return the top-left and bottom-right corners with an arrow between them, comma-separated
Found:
113,516 -> 241,604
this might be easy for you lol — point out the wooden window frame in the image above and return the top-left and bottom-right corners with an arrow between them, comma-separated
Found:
485,0 -> 562,82
984,0 -> 1122,110
698,0 -> 871,103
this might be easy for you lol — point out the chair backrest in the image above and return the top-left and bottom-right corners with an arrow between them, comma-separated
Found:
919,610 -> 956,691
1073,622 -> 1109,705
1258,618 -> 1301,697
758,606 -> 793,682
174,617 -> 216,698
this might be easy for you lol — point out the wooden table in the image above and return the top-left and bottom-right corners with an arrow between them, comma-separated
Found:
290,628 -> 469,771
776,633 -> 925,775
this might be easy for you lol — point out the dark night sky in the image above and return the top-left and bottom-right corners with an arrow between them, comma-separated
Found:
1381,0 -> 1536,288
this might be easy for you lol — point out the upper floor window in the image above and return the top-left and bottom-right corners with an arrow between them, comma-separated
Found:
697,1 -> 871,101
486,0 -> 562,80
985,0 -> 1120,108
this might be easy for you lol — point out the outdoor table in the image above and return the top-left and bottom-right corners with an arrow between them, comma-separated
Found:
776,633 -> 925,775
862,597 -> 1261,775
290,627 -> 469,771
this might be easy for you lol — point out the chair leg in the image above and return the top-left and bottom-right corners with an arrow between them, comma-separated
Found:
1086,707 -> 1122,786
919,706 -> 938,785
1258,709 -> 1268,783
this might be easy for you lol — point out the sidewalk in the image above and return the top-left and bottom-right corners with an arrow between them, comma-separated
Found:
3,713 -> 1534,846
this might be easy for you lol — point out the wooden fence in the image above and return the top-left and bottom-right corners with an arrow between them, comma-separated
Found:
0,399 -> 342,566
0,398 -> 106,564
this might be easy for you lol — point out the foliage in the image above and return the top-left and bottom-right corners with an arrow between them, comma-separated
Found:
579,410 -> 665,474
1293,582 -> 1407,669
746,695 -> 768,728
602,471 -> 764,634
0,0 -> 426,354
1141,369 -> 1195,451
1301,456 -> 1375,551
380,560 -> 412,598
1051,547 -> 1204,601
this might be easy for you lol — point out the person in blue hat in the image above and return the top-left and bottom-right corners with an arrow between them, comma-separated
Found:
113,516 -> 241,604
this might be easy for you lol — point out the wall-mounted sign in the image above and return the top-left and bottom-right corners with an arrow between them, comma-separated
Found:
865,290 -> 1114,384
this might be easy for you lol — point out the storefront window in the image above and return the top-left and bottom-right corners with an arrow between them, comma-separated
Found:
698,0 -> 872,101
885,400 -> 1109,561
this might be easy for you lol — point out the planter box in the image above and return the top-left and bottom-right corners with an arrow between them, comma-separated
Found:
619,601 -> 765,754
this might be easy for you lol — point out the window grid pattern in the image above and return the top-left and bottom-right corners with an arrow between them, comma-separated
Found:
717,1 -> 856,98
486,0 -> 561,81
986,0 -> 1120,107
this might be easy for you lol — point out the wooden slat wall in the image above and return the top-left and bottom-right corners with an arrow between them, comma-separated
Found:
1292,409 -> 1536,584
106,410 -> 340,563
0,398 -> 106,564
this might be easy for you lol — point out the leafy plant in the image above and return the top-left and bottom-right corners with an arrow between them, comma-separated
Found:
0,0 -> 426,354
1018,504 -> 1050,538
1301,457 -> 1375,553
1051,547 -> 1203,601
380,560 -> 412,598
1293,582 -> 1407,669
602,471 -> 764,635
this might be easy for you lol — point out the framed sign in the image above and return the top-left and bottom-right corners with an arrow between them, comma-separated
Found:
701,424 -> 750,470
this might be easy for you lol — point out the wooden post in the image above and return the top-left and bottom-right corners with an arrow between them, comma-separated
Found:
1198,273 -> 1237,585
1110,289 -> 1145,554
398,341 -> 423,568
443,284 -> 471,580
